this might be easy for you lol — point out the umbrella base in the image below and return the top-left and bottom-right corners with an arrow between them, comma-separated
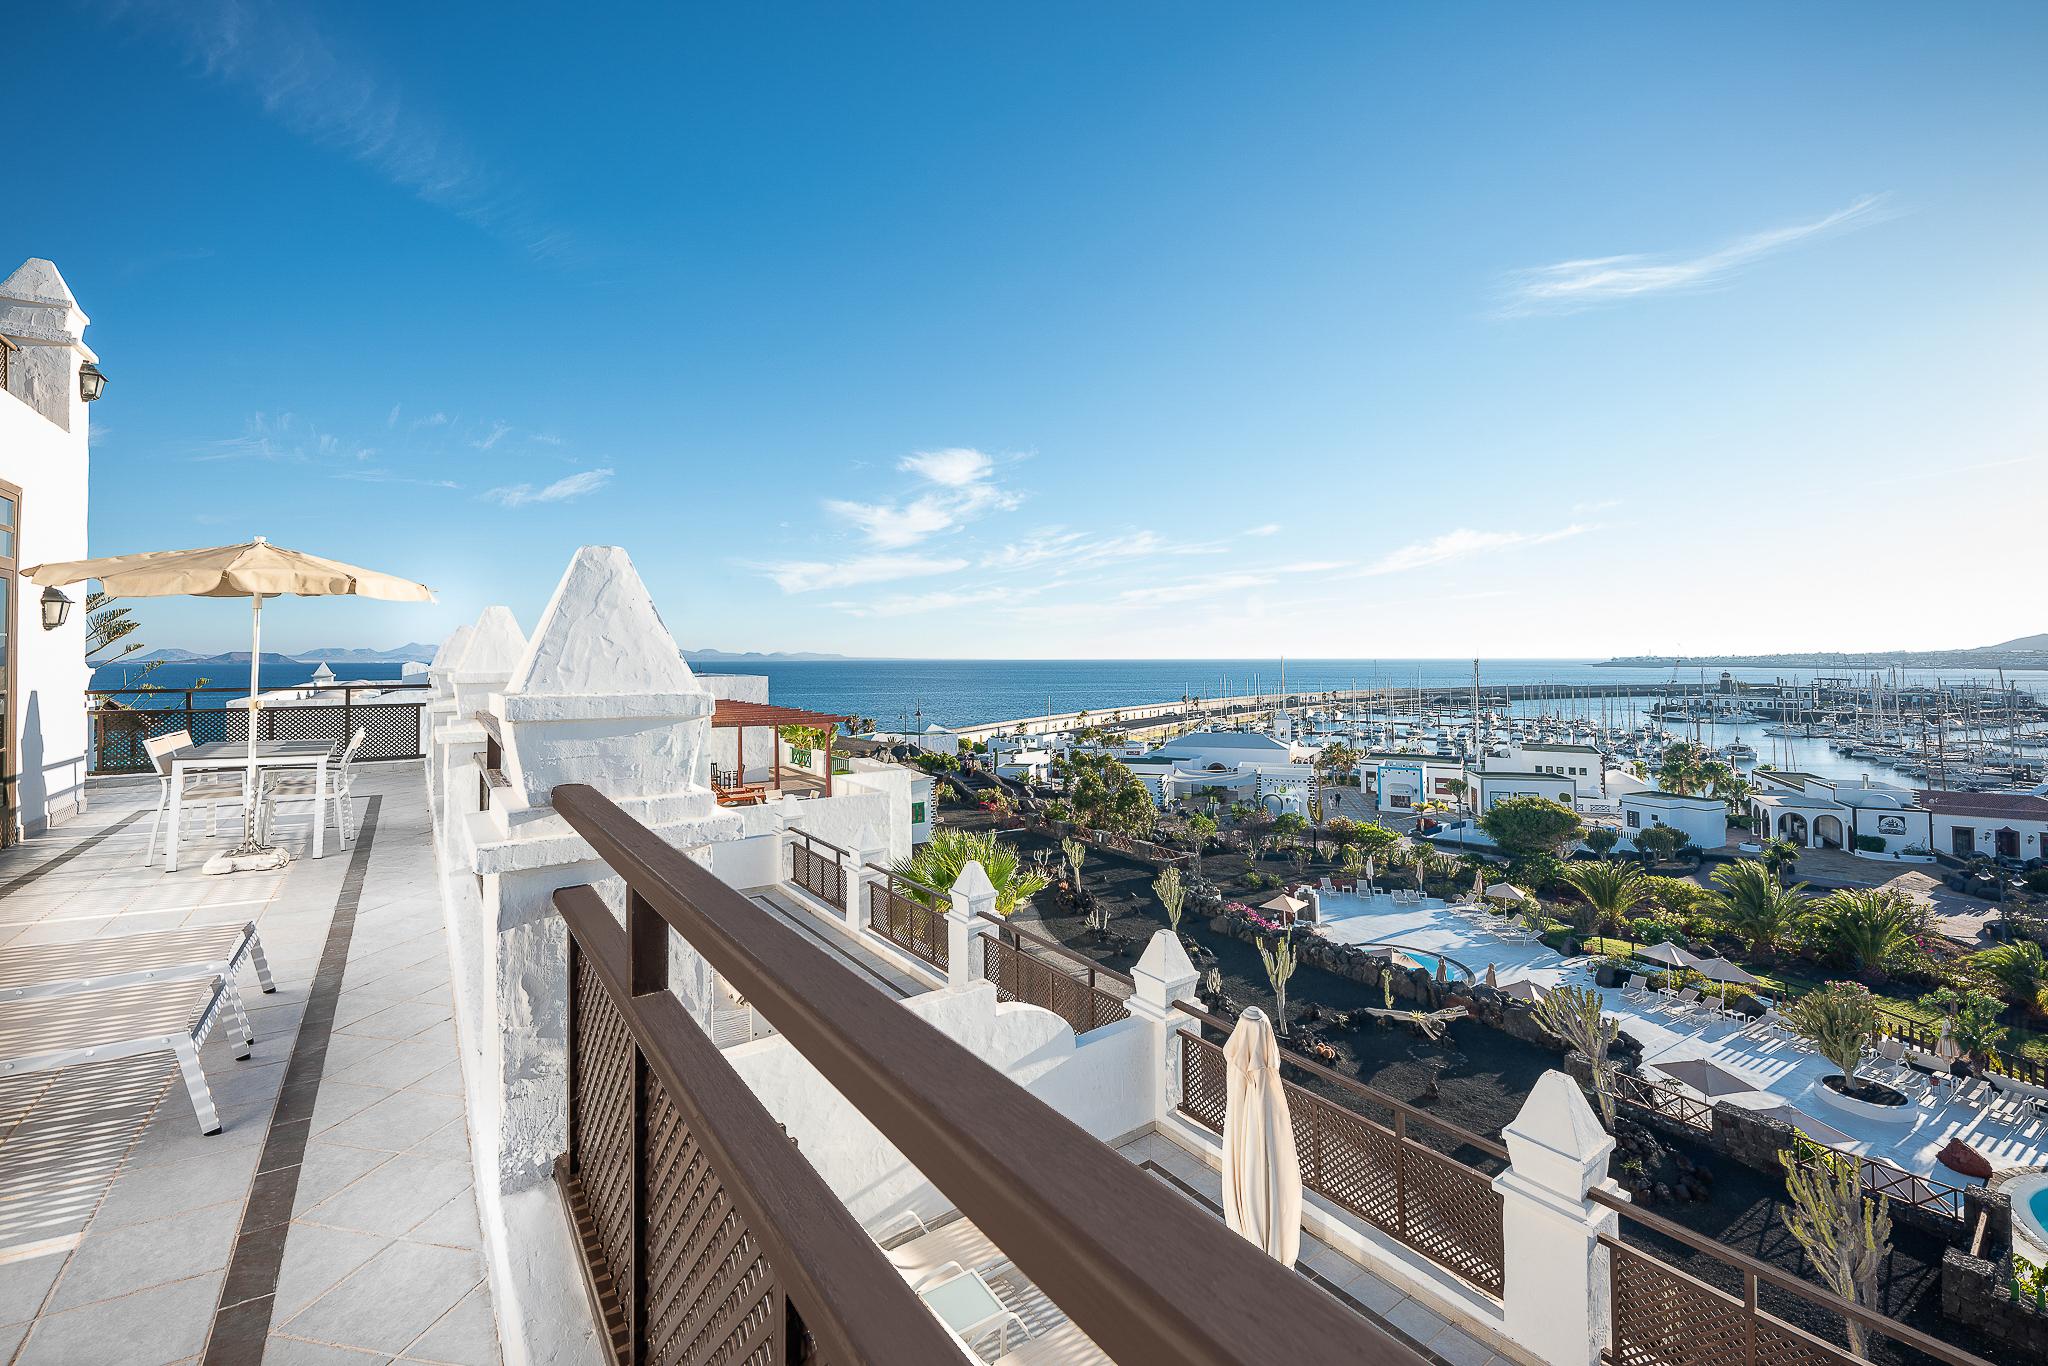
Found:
203,845 -> 291,876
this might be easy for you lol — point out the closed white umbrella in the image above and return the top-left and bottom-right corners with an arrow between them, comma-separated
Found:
24,538 -> 433,873
1221,1007 -> 1302,1266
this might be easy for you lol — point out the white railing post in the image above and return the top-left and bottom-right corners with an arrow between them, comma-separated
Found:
845,826 -> 887,938
946,861 -> 998,990
1129,929 -> 1199,1126
1491,1071 -> 1623,1366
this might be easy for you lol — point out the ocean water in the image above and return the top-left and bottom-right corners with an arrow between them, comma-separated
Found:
94,656 -> 2048,731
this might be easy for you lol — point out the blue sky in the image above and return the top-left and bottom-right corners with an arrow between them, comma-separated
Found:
16,2 -> 2047,658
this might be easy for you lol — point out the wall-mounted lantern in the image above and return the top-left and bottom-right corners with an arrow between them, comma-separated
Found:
40,586 -> 73,630
78,361 -> 106,402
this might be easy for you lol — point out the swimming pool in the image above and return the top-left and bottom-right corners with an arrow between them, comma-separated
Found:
2011,1172 -> 2048,1262
1364,944 -> 1475,984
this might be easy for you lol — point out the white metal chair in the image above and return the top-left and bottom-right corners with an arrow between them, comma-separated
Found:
143,730 -> 247,865
256,728 -> 364,848
1621,975 -> 1653,1002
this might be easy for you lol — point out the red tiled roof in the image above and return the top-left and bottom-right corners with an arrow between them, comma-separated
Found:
1916,789 -> 2048,820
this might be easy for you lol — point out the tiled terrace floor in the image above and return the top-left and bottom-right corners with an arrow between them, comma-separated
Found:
0,765 -> 499,1365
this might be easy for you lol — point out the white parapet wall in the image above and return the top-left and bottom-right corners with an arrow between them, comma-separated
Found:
0,258 -> 93,838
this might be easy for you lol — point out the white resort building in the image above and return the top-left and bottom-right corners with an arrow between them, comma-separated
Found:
0,258 -> 96,842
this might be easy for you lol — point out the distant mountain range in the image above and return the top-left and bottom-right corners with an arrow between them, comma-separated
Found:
131,643 -> 438,665
683,648 -> 853,663
127,643 -> 849,667
1602,635 -> 2048,671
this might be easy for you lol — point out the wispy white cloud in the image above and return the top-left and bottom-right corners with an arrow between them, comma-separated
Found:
530,432 -> 563,446
899,448 -> 994,487
471,420 -> 511,451
824,447 -> 1020,550
754,554 -> 969,594
484,467 -> 614,507
1503,195 -> 1889,314
1114,572 -> 1277,606
831,586 -> 1030,617
980,528 -> 1223,573
1244,523 -> 1282,537
333,469 -> 460,490
1357,525 -> 1586,576
109,0 -> 572,260
412,411 -> 450,430
386,403 -> 401,429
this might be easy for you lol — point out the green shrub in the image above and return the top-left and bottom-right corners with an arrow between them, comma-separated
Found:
1854,835 -> 1886,854
2026,870 -> 2048,895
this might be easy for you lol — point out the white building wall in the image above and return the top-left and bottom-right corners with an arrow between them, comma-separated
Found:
0,260 -> 93,838
1620,795 -> 1726,851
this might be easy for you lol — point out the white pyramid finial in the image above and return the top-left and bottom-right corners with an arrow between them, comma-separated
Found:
508,547 -> 701,701
461,606 -> 527,678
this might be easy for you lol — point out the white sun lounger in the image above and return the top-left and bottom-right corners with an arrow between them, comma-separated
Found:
994,1317 -> 1111,1365
0,976 -> 253,1134
0,921 -> 275,1003
1621,975 -> 1652,1002
885,1215 -> 1007,1291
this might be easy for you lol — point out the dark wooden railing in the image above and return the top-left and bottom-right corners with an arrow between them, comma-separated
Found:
1592,1183 -> 1992,1366
976,913 -> 1132,1035
1173,1004 -> 1507,1297
553,783 -> 1424,1366
787,831 -> 846,910
1611,1069 -> 1715,1131
863,866 -> 948,971
87,682 -> 429,776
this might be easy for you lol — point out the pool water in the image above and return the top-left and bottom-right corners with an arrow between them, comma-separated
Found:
1384,948 -> 1474,983
2010,1173 -> 2048,1263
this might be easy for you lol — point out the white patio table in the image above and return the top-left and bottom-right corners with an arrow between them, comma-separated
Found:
164,739 -> 336,872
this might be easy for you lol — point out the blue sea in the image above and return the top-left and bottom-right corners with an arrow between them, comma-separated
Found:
96,656 -> 2048,730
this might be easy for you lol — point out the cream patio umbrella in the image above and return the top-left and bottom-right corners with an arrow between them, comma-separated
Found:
23,538 -> 433,872
1221,1007 -> 1302,1266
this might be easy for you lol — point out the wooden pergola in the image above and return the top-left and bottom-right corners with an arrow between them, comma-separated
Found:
710,700 -> 852,803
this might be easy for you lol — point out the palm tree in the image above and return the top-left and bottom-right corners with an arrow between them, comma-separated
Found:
1812,889 -> 1927,983
1973,941 -> 2048,1017
1557,861 -> 1648,937
895,829 -> 1049,917
1762,837 -> 1804,880
1707,859 -> 1810,958
1657,742 -> 1708,796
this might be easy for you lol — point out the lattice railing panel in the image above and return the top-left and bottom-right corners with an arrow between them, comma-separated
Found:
1607,1243 -> 1855,1366
641,1074 -> 781,1366
867,881 -> 948,971
1397,1140 -> 1504,1294
982,936 -> 1131,1035
1179,1031 -> 1503,1297
88,698 -> 424,775
1179,1029 -> 1229,1132
790,842 -> 845,910
572,951 -> 639,1339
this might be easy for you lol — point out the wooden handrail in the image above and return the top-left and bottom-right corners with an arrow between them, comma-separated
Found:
559,886 -> 956,1364
1173,1001 -> 1511,1163
552,782 -> 1423,1366
1588,1187 -> 1991,1366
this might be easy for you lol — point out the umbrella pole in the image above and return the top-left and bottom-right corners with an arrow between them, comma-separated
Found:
208,592 -> 287,873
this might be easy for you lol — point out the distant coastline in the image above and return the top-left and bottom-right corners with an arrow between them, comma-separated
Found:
1600,648 -> 2048,671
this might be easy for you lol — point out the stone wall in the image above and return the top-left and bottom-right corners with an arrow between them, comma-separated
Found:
1942,1187 -> 2048,1362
